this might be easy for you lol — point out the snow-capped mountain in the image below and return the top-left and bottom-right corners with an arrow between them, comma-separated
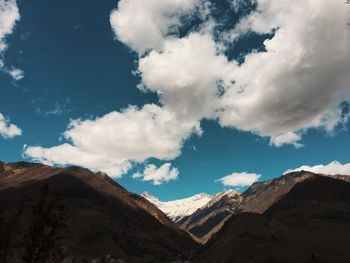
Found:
141,192 -> 213,222
178,189 -> 242,242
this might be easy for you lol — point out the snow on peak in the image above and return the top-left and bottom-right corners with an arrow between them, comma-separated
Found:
141,191 -> 161,205
220,189 -> 240,198
204,189 -> 241,209
141,192 -> 212,222
141,190 -> 242,222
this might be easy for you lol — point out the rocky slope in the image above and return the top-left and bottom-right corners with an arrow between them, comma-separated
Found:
236,171 -> 315,213
193,174 -> 350,263
178,190 -> 241,243
0,161 -> 199,263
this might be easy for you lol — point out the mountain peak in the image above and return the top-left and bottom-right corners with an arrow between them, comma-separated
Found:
191,193 -> 212,201
203,189 -> 240,208
0,161 -> 198,262
221,189 -> 240,196
141,191 -> 160,204
142,192 -> 212,222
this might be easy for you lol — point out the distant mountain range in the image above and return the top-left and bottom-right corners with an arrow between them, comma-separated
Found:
1,161 -> 350,262
146,171 -> 350,245
142,189 -> 242,243
141,191 -> 213,223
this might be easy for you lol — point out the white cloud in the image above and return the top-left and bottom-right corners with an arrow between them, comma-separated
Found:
23,143 -> 131,177
134,0 -> 350,148
218,0 -> 350,146
284,161 -> 350,176
32,97 -> 72,116
270,132 -> 303,148
110,0 -> 199,54
217,172 -> 261,187
8,67 -> 24,80
0,112 -> 22,138
61,104 -> 200,162
0,2 -> 22,139
138,32 -> 235,122
133,163 -> 179,185
24,104 -> 200,177
0,0 -> 23,80
0,0 -> 19,53
25,0 -> 350,179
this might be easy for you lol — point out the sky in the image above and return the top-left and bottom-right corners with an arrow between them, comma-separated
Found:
0,0 -> 350,201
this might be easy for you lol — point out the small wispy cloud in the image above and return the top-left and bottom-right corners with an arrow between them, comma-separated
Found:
133,163 -> 179,185
31,97 -> 73,116
8,68 -> 24,81
217,172 -> 261,187
0,112 -> 22,139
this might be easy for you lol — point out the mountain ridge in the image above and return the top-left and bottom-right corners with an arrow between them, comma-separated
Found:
177,189 -> 242,242
193,174 -> 350,262
141,191 -> 213,223
177,171 -> 350,243
0,161 -> 199,262
2,160 -> 350,262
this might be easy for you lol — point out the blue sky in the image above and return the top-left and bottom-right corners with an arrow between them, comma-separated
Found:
1,0 -> 349,201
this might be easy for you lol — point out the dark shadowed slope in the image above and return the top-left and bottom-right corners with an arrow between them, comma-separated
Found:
0,161 -> 199,263
178,172 -> 315,243
193,174 -> 350,263
238,171 -> 350,214
178,190 -> 241,243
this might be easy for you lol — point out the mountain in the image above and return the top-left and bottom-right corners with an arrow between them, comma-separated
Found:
193,173 -> 350,263
236,171 -> 350,214
3,161 -> 350,262
179,171 -> 350,243
0,161 -> 199,263
236,171 -> 318,213
177,190 -> 241,243
141,192 -> 212,223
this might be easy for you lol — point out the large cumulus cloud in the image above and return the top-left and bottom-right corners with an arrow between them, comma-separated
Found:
218,0 -> 350,146
24,104 -> 200,177
25,0 -> 350,178
110,0 -> 200,54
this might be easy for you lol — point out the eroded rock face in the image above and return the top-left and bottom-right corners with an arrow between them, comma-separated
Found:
237,171 -> 316,214
178,190 -> 242,242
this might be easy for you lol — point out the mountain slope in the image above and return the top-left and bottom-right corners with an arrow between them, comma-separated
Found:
180,171 -> 335,242
194,174 -> 350,263
236,171 -> 315,213
141,192 -> 212,222
178,190 -> 241,243
0,161 -> 199,263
